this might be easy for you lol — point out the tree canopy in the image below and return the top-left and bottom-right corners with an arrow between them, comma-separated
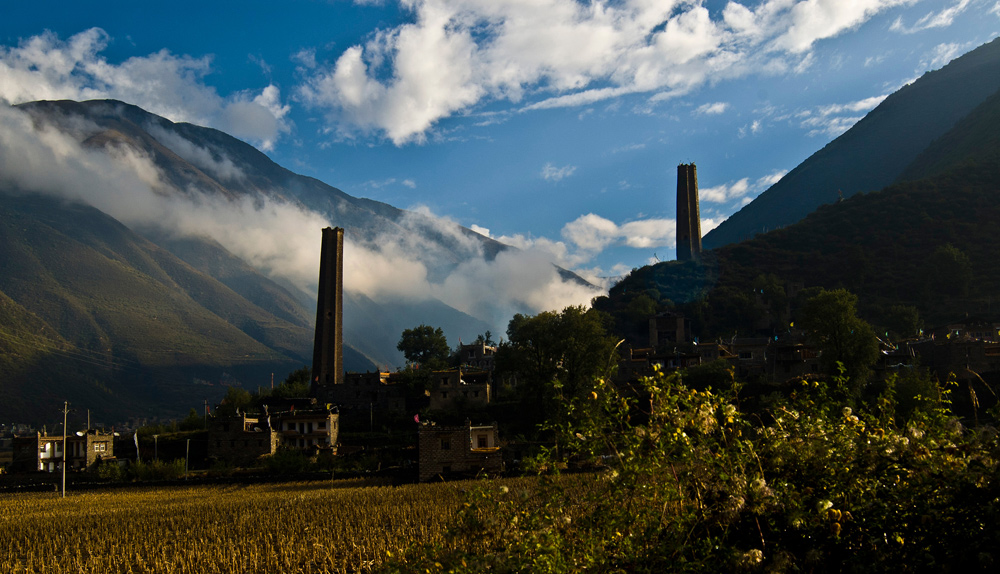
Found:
397,324 -> 450,370
497,305 -> 621,427
798,288 -> 880,389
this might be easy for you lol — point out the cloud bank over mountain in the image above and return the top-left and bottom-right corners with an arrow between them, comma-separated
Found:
0,103 -> 600,335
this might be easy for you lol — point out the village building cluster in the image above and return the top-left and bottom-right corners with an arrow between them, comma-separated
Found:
4,169 -> 999,483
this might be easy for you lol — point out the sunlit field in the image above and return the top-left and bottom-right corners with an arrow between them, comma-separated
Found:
0,478 -> 509,573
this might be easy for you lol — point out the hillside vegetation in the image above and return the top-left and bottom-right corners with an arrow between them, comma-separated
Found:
600,153 -> 1000,340
0,194 -> 311,422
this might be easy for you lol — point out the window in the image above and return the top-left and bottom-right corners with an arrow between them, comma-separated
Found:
440,439 -> 451,450
477,435 -> 488,448
441,391 -> 448,399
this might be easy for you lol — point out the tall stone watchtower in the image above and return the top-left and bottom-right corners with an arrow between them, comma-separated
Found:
676,163 -> 702,261
311,226 -> 345,391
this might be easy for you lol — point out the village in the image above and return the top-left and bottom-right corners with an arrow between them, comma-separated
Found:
3,282 -> 998,485
4,168 -> 1000,486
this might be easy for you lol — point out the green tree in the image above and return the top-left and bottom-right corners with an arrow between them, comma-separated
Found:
397,324 -> 450,370
214,386 -> 253,417
271,367 -> 311,399
474,331 -> 496,346
497,305 -> 620,428
798,288 -> 880,389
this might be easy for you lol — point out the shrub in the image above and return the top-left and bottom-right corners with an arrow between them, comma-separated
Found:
382,367 -> 1000,573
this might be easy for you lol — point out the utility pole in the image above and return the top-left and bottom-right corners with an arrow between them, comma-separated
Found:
61,401 -> 68,499
153,435 -> 159,461
204,399 -> 208,429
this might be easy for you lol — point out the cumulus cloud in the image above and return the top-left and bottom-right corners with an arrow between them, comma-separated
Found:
541,162 -> 577,182
701,178 -> 750,203
562,213 -> 676,258
0,28 -> 290,150
300,0 -> 913,144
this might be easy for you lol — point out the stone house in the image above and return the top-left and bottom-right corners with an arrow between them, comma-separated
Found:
314,371 -> 408,423
11,429 -> 114,473
418,421 -> 502,482
458,341 -> 497,371
427,368 -> 491,411
207,404 -> 339,466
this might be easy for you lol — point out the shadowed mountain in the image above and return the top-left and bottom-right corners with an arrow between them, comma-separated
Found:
600,92 -> 1000,341
703,37 -> 1000,249
1,99 -> 536,423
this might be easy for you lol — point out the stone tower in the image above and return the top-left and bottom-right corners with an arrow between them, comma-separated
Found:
311,226 -> 344,390
676,163 -> 702,261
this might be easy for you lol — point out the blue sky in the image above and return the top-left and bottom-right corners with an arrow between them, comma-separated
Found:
2,0 -> 999,286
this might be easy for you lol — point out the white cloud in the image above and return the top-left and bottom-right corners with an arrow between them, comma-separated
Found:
0,28 -> 290,150
756,169 -> 788,188
920,42 -> 963,70
694,101 -> 729,115
701,178 -> 751,203
562,213 -> 676,256
891,0 -> 971,34
0,105 -> 322,293
817,94 -> 889,115
300,0 -> 914,144
700,169 -> 787,204
767,0 -> 915,53
0,103 -> 602,337
798,93 -> 888,137
292,48 -> 317,70
541,162 -> 577,182
147,124 -> 246,182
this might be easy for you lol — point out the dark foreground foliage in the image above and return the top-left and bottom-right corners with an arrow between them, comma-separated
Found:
381,367 -> 1000,573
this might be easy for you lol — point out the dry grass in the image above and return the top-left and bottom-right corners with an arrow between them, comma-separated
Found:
0,477 -> 510,573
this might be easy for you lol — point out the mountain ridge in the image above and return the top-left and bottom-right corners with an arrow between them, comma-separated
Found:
703,36 -> 1000,249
